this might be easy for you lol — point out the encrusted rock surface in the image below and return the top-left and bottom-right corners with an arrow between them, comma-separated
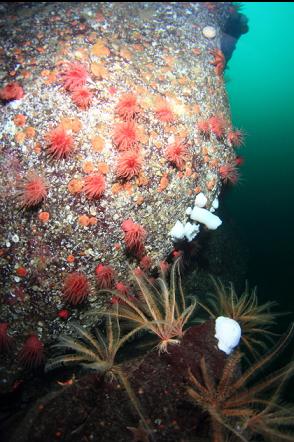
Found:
0,2 -> 247,391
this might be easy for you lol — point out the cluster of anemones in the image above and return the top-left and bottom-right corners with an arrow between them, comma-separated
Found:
61,257 -> 153,309
62,265 -> 115,305
197,116 -> 245,185
59,62 -> 93,109
112,96 -> 149,258
113,93 -> 143,180
198,117 -> 244,146
45,121 -> 106,199
198,116 -> 226,138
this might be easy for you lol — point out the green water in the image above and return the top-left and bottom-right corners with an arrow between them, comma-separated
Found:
225,2 -> 294,318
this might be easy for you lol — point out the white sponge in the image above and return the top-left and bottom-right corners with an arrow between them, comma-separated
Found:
183,222 -> 200,241
189,206 -> 222,230
169,220 -> 185,241
215,316 -> 241,355
195,192 -> 207,208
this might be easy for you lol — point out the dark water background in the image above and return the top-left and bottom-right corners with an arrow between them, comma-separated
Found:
225,2 -> 294,334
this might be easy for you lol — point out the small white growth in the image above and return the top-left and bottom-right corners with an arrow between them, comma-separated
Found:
8,99 -> 22,109
210,198 -> 219,213
169,220 -> 200,242
212,198 -> 219,209
11,234 -> 19,243
189,206 -> 222,230
169,220 -> 185,241
215,316 -> 241,355
202,26 -> 216,39
183,222 -> 200,241
195,192 -> 207,208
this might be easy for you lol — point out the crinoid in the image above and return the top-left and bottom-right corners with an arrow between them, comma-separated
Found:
95,258 -> 196,353
241,401 -> 294,441
45,312 -> 136,378
45,313 -> 150,430
198,278 -> 278,358
187,324 -> 294,442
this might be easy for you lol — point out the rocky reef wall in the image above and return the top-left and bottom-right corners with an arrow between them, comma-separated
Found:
0,2 -> 247,393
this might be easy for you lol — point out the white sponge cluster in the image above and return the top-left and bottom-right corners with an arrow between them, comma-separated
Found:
169,192 -> 222,242
169,220 -> 200,242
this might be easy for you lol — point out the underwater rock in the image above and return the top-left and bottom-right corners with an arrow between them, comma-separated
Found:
0,2 -> 247,387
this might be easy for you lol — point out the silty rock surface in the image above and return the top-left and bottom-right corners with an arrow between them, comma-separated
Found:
0,2 -> 247,387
